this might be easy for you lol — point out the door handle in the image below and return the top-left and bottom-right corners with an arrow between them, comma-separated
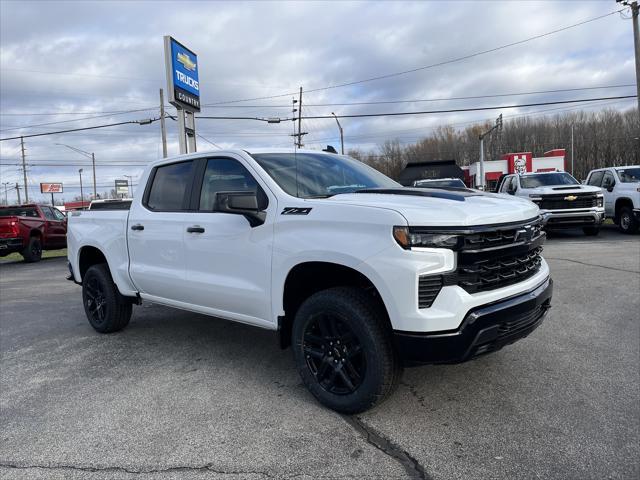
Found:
131,224 -> 144,231
187,226 -> 205,233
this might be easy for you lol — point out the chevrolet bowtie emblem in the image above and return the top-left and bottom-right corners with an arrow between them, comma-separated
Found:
564,195 -> 577,201
177,52 -> 196,71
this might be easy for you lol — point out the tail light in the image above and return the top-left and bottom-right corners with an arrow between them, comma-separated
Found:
8,221 -> 19,237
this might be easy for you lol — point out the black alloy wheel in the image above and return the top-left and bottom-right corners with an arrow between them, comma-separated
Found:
303,313 -> 366,395
84,276 -> 108,327
81,264 -> 132,333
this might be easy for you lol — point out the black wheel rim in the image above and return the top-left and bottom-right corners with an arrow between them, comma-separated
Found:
85,277 -> 107,325
303,313 -> 366,395
32,241 -> 41,257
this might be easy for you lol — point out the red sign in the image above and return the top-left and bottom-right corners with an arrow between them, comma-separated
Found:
503,152 -> 533,175
40,183 -> 63,193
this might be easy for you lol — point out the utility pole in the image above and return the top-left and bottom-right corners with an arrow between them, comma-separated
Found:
331,112 -> 344,154
160,88 -> 168,158
571,124 -> 575,175
15,183 -> 21,204
478,114 -> 503,190
618,1 -> 640,115
20,136 -> 28,203
291,87 -> 307,148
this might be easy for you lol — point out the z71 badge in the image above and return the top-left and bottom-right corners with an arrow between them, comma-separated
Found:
281,207 -> 312,215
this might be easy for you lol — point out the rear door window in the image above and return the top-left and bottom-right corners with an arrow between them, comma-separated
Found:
145,161 -> 195,211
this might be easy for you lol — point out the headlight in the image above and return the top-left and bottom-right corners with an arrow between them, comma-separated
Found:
597,194 -> 604,208
393,226 -> 460,250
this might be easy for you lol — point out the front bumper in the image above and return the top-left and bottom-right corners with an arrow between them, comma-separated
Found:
0,238 -> 24,256
393,277 -> 552,366
541,208 -> 604,228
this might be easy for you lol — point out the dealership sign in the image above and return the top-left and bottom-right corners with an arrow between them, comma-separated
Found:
164,36 -> 200,112
40,183 -> 63,193
115,179 -> 129,196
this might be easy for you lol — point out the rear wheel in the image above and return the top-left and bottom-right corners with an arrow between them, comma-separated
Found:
292,287 -> 401,414
583,226 -> 600,236
618,207 -> 638,234
21,236 -> 42,263
82,264 -> 132,333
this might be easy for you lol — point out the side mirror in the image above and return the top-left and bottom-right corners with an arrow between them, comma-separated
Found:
606,182 -> 615,192
214,190 -> 268,227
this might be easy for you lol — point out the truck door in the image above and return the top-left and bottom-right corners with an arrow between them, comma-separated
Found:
601,171 -> 616,217
180,155 -> 276,328
40,206 -> 66,247
127,160 -> 195,302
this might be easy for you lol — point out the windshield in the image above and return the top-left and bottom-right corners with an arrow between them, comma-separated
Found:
0,207 -> 38,217
415,179 -> 466,188
520,172 -> 579,189
616,167 -> 640,183
251,152 -> 400,198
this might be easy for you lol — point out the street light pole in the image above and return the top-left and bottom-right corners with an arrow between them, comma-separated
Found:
331,112 -> 344,154
78,169 -> 84,205
56,143 -> 96,199
2,182 -> 10,205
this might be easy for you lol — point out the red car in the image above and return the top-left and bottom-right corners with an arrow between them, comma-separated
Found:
0,204 -> 67,262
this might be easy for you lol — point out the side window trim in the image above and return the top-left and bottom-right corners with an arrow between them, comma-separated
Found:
142,160 -> 197,212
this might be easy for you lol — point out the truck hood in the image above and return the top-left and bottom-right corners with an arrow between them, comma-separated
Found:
522,184 -> 602,195
326,188 -> 539,226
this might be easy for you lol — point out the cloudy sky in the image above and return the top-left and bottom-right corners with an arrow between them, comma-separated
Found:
0,0 -> 636,203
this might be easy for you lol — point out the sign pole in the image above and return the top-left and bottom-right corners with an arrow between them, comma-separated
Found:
177,107 -> 187,154
51,193 -> 54,206
185,111 -> 197,152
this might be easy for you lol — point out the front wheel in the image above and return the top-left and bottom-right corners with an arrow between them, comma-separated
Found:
583,226 -> 600,236
619,207 -> 639,234
292,287 -> 402,414
82,264 -> 132,333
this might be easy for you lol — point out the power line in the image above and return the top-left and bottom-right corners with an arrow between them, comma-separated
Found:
0,118 -> 160,142
198,95 -> 637,122
198,84 -> 637,108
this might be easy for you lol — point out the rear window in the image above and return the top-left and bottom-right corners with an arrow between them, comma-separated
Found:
0,207 -> 39,218
146,161 -> 194,211
90,201 -> 132,210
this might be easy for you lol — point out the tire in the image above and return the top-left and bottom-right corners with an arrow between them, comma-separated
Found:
292,287 -> 402,414
82,264 -> 132,333
618,207 -> 639,234
21,236 -> 42,263
582,226 -> 600,236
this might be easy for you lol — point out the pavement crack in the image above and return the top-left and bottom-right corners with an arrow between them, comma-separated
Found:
544,257 -> 640,274
0,461 -> 275,477
341,415 -> 430,480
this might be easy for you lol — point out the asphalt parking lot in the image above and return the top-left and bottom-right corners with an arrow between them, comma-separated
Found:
1,225 -> 638,480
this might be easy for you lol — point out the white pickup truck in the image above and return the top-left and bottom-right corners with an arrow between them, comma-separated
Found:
68,149 -> 552,413
585,166 -> 640,234
496,171 -> 604,236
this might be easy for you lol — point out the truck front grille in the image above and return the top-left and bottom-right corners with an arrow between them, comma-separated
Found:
454,246 -> 543,293
538,193 -> 598,210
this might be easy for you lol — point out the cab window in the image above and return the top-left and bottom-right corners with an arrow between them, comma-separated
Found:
602,171 -> 615,189
587,171 -> 604,187
198,158 -> 258,211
